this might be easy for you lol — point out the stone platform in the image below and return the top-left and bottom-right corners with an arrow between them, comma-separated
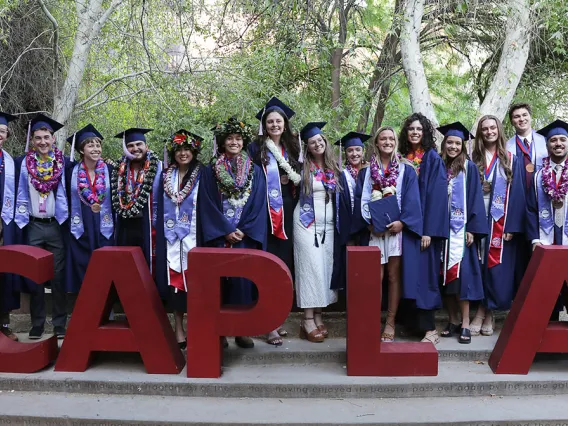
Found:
2,326 -> 568,425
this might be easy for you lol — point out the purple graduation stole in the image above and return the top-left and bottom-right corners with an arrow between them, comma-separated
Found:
449,169 -> 466,233
489,158 -> 507,221
70,163 -> 113,239
487,155 -> 511,268
265,151 -> 284,213
299,178 -> 314,228
444,167 -> 467,284
535,169 -> 568,241
163,169 -> 199,244
1,151 -> 15,224
14,160 -> 68,229
222,197 -> 243,228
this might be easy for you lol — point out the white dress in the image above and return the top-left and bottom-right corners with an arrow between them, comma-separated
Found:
293,178 -> 338,308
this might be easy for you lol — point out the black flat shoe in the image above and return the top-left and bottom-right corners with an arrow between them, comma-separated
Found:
440,322 -> 461,338
235,336 -> 254,349
178,339 -> 187,350
459,328 -> 471,344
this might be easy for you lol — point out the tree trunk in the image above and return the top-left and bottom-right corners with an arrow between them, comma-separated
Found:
399,0 -> 438,126
330,47 -> 343,109
370,79 -> 391,135
474,0 -> 531,129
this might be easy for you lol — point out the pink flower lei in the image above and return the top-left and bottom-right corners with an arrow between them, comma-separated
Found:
345,163 -> 359,180
370,154 -> 399,191
542,157 -> 568,202
310,161 -> 337,192
77,160 -> 107,205
26,147 -> 64,195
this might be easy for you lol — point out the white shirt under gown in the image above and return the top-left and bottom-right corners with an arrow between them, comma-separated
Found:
293,178 -> 338,309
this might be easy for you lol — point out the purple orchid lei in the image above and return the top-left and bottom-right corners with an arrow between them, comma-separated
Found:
369,154 -> 399,192
310,161 -> 337,192
542,157 -> 568,202
77,160 -> 107,205
345,163 -> 359,180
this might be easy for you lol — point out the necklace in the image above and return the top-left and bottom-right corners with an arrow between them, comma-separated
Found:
77,160 -> 107,212
370,154 -> 399,194
405,147 -> 425,172
346,163 -> 359,180
164,164 -> 201,205
214,152 -> 254,207
26,148 -> 64,194
310,161 -> 337,192
542,157 -> 568,207
265,138 -> 301,185
111,151 -> 158,218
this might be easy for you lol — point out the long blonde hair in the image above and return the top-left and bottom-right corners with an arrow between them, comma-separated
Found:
301,134 -> 342,196
472,115 -> 512,183
368,126 -> 400,164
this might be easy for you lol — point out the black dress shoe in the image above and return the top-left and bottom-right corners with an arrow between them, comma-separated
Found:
53,326 -> 66,339
178,339 -> 187,350
28,326 -> 44,340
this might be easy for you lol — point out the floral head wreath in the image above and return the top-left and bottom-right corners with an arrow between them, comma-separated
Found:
213,117 -> 254,144
166,131 -> 202,155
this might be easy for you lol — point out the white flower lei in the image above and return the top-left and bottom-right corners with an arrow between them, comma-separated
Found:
228,177 -> 253,208
265,138 -> 301,185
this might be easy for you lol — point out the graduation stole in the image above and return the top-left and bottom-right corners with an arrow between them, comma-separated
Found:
162,167 -> 200,244
487,152 -> 511,268
1,151 -> 15,225
442,165 -> 467,284
222,194 -> 244,228
14,159 -> 68,229
264,148 -> 288,240
343,168 -> 356,212
70,162 -> 113,240
535,167 -> 568,246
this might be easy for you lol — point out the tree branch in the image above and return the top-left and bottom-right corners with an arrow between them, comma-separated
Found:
75,70 -> 151,108
36,0 -> 59,94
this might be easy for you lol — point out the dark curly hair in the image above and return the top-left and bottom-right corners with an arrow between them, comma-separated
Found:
398,112 -> 437,155
251,107 -> 300,171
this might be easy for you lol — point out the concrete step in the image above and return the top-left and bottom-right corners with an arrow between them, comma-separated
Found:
2,357 -> 568,399
1,392 -> 568,425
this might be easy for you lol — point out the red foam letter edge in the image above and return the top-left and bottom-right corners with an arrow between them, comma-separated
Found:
489,246 -> 568,374
0,245 -> 58,373
55,247 -> 185,374
186,248 -> 293,378
346,247 -> 438,376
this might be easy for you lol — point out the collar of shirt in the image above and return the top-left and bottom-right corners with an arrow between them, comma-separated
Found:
550,158 -> 566,169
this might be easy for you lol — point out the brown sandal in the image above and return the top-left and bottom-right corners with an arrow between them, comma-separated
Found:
381,319 -> 396,342
421,330 -> 440,345
314,310 -> 328,338
300,318 -> 324,343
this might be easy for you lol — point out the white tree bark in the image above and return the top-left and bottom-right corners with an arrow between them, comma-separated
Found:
39,0 -> 124,148
400,0 -> 438,127
474,0 -> 531,130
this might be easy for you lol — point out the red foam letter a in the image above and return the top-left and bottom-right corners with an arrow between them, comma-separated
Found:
55,247 -> 185,374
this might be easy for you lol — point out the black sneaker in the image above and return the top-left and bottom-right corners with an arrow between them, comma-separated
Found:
53,326 -> 66,339
28,326 -> 44,340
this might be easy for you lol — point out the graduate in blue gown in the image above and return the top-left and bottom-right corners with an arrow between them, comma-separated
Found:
470,115 -> 526,337
352,126 -> 422,342
438,122 -> 488,344
398,113 -> 448,344
111,128 -> 162,293
198,117 -> 267,349
154,130 -> 203,349
0,112 -> 20,341
64,125 -> 114,293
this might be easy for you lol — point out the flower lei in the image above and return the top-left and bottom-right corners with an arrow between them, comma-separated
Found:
542,157 -> 568,202
345,163 -> 359,181
369,154 -> 399,201
164,163 -> 201,205
78,160 -> 107,205
214,151 -> 254,208
265,138 -> 301,185
310,161 -> 337,193
166,132 -> 201,153
405,147 -> 425,172
26,148 -> 64,194
111,151 -> 158,218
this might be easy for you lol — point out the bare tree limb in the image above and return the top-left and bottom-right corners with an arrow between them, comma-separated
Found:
75,70 -> 151,108
36,0 -> 59,94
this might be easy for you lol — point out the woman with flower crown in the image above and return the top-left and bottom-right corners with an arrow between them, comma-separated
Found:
154,130 -> 203,349
199,117 -> 267,349
398,113 -> 448,344
437,122 -> 487,344
64,124 -> 115,294
352,127 -> 422,343
249,97 -> 301,345
469,115 -> 525,337
293,122 -> 342,343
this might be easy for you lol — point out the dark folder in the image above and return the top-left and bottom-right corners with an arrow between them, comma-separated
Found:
369,195 -> 401,233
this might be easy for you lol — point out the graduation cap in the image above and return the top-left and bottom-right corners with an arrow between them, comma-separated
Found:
334,131 -> 371,169
66,124 -> 103,162
537,119 -> 568,141
0,112 -> 17,127
437,122 -> 473,141
255,97 -> 296,121
114,128 -> 153,159
26,113 -> 64,152
300,122 -> 326,141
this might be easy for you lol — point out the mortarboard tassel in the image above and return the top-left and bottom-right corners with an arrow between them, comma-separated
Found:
123,134 -> 135,160
338,141 -> 343,171
69,134 -> 76,163
163,145 -> 168,169
314,232 -> 319,248
25,120 -> 31,153
258,107 -> 266,136
298,133 -> 304,163
213,135 -> 217,157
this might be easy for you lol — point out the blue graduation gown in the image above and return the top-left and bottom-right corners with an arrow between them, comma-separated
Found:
482,155 -> 526,310
352,163 -> 423,301
444,161 -> 488,301
197,163 -> 267,304
0,153 -> 20,312
64,162 -> 115,293
414,149 -> 449,310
